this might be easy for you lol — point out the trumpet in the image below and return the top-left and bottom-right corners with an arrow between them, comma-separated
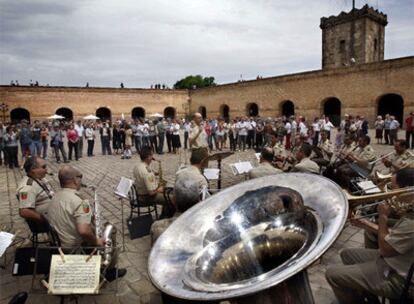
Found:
345,187 -> 414,220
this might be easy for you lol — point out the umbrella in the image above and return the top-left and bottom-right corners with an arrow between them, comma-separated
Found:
150,113 -> 163,118
47,114 -> 65,119
83,114 -> 100,120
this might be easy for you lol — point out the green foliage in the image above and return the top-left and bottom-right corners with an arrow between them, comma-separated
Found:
174,75 -> 216,89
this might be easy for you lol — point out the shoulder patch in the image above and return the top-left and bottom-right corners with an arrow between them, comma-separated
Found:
82,201 -> 90,214
20,192 -> 28,201
26,178 -> 33,186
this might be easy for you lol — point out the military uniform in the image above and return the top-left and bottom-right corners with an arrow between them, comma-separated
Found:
189,124 -> 208,149
16,176 -> 54,216
249,162 -> 282,179
326,216 -> 414,303
273,142 -> 285,158
389,150 -> 414,172
312,139 -> 334,166
292,157 -> 320,174
46,188 -> 92,247
354,144 -> 377,166
133,160 -> 166,206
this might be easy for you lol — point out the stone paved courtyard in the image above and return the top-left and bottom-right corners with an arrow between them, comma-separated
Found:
0,130 -> 403,304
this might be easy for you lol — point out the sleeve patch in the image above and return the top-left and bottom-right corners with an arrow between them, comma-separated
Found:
20,192 -> 28,201
82,201 -> 90,214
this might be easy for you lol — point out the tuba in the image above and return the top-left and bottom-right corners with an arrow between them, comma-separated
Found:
148,173 -> 348,303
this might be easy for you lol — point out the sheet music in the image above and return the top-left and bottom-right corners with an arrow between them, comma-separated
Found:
203,168 -> 220,180
0,231 -> 14,257
114,177 -> 134,198
357,181 -> 381,194
230,162 -> 253,175
48,254 -> 101,294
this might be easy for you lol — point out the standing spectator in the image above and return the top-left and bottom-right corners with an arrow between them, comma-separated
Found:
256,120 -> 264,149
246,118 -> 254,149
40,123 -> 49,159
229,120 -> 237,151
311,117 -> 320,146
50,124 -> 68,163
210,118 -> 218,150
172,119 -> 181,154
374,115 -> 384,144
205,120 -> 212,151
19,121 -> 32,165
3,126 -> 19,168
335,127 -> 344,149
321,116 -> 334,140
0,121 -> 5,165
122,124 -> 133,159
405,112 -> 414,149
149,120 -> 157,152
383,114 -> 391,144
74,120 -> 84,158
216,119 -> 225,151
183,120 -> 190,149
165,119 -> 173,153
142,120 -> 150,148
112,123 -> 122,154
298,117 -> 308,138
84,123 -> 95,156
157,119 -> 165,154
389,115 -> 400,145
360,116 -> 369,135
237,117 -> 248,151
31,120 -> 42,157
263,119 -> 273,147
99,121 -> 112,155
67,124 -> 79,161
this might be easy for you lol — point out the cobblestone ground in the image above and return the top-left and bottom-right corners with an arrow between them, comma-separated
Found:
0,130 -> 405,304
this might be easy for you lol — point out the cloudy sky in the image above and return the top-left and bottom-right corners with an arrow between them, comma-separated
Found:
1,0 -> 413,88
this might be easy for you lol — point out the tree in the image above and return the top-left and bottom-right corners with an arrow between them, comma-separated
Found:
174,75 -> 216,89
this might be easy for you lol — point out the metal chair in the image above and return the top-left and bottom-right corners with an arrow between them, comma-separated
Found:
25,217 -> 50,247
128,184 -> 158,219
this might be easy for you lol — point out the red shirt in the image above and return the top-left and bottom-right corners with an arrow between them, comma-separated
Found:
67,129 -> 79,143
406,116 -> 413,131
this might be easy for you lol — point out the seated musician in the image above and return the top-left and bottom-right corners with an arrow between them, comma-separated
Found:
249,147 -> 282,179
291,143 -> 320,174
17,156 -> 55,224
334,135 -> 376,189
382,140 -> 414,174
133,146 -> 173,219
311,131 -> 333,167
326,168 -> 414,303
47,165 -> 126,280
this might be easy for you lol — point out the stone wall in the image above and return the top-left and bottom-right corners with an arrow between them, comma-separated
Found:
189,56 -> 414,125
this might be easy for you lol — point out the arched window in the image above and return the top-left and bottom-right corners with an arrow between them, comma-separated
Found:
164,107 -> 176,119
377,94 -> 404,125
220,104 -> 230,121
246,103 -> 259,117
10,108 -> 30,123
281,100 -> 295,117
199,106 -> 207,119
132,107 -> 145,119
322,97 -> 342,126
56,107 -> 73,121
96,107 -> 111,122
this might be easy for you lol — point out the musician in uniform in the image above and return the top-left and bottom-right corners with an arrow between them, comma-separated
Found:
291,143 -> 320,174
334,135 -> 377,189
326,168 -> 414,303
189,112 -> 208,149
382,140 -> 414,173
17,156 -> 54,223
133,146 -> 173,218
249,147 -> 282,179
311,131 -> 333,167
47,165 -> 126,280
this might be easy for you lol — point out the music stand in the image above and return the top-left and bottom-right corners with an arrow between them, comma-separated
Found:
205,151 -> 234,189
114,177 -> 134,252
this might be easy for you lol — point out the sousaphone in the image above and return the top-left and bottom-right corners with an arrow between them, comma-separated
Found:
148,173 -> 348,303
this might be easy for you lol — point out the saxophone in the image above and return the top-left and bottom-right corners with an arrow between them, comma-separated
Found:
92,185 -> 116,267
157,160 -> 167,187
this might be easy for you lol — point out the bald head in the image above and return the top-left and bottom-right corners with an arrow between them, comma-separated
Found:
58,165 -> 82,189
193,112 -> 202,125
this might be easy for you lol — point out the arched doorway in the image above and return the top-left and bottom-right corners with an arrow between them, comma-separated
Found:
377,94 -> 404,124
220,104 -> 230,121
132,107 -> 145,119
281,100 -> 295,117
323,97 -> 342,126
199,106 -> 207,119
164,107 -> 176,119
56,107 -> 73,121
96,107 -> 111,122
246,103 -> 259,117
10,108 -> 30,123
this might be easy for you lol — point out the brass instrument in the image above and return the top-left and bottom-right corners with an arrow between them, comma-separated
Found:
345,187 -> 414,220
157,160 -> 167,187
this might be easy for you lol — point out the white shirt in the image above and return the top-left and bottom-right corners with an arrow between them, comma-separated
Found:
142,123 -> 149,136
238,121 -> 248,136
390,119 -> 400,130
322,120 -> 334,131
285,122 -> 292,134
312,122 -> 320,132
74,124 -> 84,137
299,122 -> 307,135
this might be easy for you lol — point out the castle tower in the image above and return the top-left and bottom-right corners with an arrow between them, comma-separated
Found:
320,5 -> 387,69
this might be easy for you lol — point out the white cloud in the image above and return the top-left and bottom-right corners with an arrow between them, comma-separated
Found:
0,0 -> 412,87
